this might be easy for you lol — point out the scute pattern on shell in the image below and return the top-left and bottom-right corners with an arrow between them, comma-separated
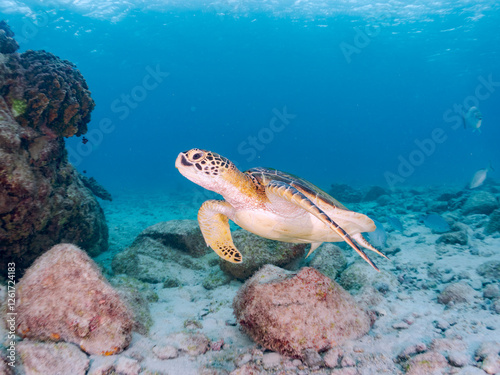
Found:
246,167 -> 348,210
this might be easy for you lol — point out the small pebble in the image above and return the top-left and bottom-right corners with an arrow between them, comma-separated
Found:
153,345 -> 178,360
341,355 -> 356,367
392,321 -> 410,330
483,284 -> 500,299
262,352 -> 282,369
442,273 -> 455,283
115,357 -> 140,375
398,342 -> 427,360
435,318 -> 451,331
448,350 -> 469,367
303,349 -> 323,367
234,353 -> 252,367
323,348 -> 341,368
225,319 -> 237,326
403,316 -> 415,325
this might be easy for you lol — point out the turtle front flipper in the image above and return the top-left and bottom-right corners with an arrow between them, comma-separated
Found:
265,180 -> 380,271
198,200 -> 242,263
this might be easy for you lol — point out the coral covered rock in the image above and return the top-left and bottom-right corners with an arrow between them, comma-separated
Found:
15,244 -> 133,355
339,260 -> 398,292
18,341 -> 89,375
0,21 -> 19,54
233,265 -> 371,358
462,191 -> 498,215
220,229 -> 307,280
0,22 -> 106,275
2,48 -> 95,137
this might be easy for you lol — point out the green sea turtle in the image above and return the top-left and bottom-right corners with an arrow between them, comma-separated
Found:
175,148 -> 388,271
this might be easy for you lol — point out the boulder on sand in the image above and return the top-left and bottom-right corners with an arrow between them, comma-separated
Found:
15,244 -> 133,355
233,265 -> 371,358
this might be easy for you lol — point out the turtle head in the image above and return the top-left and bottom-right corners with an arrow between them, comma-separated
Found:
175,149 -> 237,192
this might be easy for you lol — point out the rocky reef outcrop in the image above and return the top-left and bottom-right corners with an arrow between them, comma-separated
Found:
0,21 -> 107,275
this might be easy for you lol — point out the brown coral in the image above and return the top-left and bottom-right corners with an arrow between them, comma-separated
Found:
0,22 -> 107,275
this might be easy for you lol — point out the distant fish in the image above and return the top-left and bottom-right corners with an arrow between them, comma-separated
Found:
462,106 -> 482,132
367,219 -> 387,249
469,163 -> 494,189
423,214 -> 450,234
387,216 -> 404,232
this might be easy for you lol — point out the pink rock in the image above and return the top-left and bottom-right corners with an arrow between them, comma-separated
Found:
233,265 -> 371,359
476,341 -> 500,374
18,341 -> 89,375
405,351 -> 449,375
210,339 -> 224,351
15,244 -> 133,355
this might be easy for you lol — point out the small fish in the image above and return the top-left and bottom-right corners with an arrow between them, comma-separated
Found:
387,216 -> 404,232
462,106 -> 482,133
367,219 -> 387,249
470,163 -> 494,189
423,214 -> 450,234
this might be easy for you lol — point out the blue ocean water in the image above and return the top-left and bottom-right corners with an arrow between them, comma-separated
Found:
2,1 -> 500,194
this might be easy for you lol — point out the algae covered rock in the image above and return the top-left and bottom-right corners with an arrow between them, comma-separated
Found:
436,231 -> 468,246
136,220 -> 209,258
308,243 -> 347,280
18,341 -> 89,375
220,229 -> 307,280
475,341 -> 500,374
112,220 -> 211,284
477,261 -> 500,280
339,260 -> 398,292
485,209 -> 500,234
202,268 -> 232,290
16,244 -> 133,355
437,282 -> 477,306
462,191 -> 498,215
110,275 -> 156,335
404,351 -> 449,375
233,265 -> 371,358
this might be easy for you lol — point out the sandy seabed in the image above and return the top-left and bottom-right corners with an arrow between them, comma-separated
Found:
4,185 -> 500,374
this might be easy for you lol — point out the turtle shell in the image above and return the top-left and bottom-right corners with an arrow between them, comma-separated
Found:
245,167 -> 348,210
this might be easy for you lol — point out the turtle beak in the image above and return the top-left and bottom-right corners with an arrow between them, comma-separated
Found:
175,152 -> 192,169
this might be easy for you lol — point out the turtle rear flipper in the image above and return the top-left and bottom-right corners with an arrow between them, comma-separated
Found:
265,180 -> 380,271
352,233 -> 389,259
198,200 -> 242,263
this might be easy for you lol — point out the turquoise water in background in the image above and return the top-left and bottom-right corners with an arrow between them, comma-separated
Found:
2,1 -> 500,194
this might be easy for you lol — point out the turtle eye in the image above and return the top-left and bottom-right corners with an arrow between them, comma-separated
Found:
192,152 -> 203,161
